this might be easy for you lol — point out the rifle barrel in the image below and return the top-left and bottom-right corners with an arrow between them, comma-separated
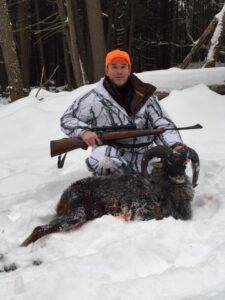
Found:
166,124 -> 203,130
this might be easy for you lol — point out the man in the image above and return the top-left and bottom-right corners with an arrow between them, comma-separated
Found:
61,49 -> 184,176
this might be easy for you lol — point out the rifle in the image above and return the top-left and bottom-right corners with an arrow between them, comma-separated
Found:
50,124 -> 202,158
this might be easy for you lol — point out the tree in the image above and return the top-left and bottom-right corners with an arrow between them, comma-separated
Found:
17,0 -> 30,89
64,0 -> 83,86
180,2 -> 225,69
203,4 -> 225,67
0,0 -> 224,98
180,15 -> 218,68
85,0 -> 106,81
56,0 -> 73,88
0,0 -> 23,101
34,0 -> 47,81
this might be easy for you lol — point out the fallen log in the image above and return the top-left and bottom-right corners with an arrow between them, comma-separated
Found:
137,67 -> 225,100
155,84 -> 225,100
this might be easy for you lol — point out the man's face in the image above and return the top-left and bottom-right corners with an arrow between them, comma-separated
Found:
105,58 -> 131,87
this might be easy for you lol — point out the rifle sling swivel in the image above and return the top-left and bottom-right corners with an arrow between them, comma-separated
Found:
58,153 -> 67,168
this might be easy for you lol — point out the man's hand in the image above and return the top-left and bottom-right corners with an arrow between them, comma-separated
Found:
80,131 -> 102,146
172,143 -> 187,153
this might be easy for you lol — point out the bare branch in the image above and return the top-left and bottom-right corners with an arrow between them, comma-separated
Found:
35,65 -> 59,98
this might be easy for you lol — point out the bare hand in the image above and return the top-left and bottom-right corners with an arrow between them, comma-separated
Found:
80,131 -> 102,146
172,143 -> 187,153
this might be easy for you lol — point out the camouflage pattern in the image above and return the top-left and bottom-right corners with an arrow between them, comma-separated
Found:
61,77 -> 182,175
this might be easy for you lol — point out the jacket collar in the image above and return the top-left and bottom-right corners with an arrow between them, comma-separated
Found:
130,74 -> 156,115
130,73 -> 156,97
96,74 -> 157,115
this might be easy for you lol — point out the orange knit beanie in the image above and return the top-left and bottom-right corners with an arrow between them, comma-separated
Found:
105,49 -> 131,66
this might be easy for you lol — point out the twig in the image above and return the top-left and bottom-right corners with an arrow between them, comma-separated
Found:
35,65 -> 59,98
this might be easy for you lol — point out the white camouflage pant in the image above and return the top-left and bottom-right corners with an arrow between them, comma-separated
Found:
85,144 -> 153,176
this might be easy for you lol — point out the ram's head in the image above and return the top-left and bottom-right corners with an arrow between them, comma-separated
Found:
141,146 -> 200,187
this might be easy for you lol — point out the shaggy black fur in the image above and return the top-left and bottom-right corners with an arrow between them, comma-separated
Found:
21,146 -> 198,247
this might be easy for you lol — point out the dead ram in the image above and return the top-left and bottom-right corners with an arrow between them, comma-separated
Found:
21,146 -> 200,247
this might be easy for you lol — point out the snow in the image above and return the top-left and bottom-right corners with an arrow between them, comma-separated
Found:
137,67 -> 225,91
0,68 -> 225,300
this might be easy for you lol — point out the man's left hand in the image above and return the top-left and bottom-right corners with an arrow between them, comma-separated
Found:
172,143 -> 187,153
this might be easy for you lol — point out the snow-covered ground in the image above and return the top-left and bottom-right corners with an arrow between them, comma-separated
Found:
0,68 -> 225,299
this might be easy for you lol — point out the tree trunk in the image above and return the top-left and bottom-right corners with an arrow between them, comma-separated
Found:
106,1 -> 115,51
71,0 -> 89,83
0,46 -> 8,92
128,1 -> 136,55
65,0 -> 83,87
203,4 -> 225,67
17,0 -> 30,89
57,0 -> 74,87
0,0 -> 23,101
62,35 -> 73,90
161,0 -> 170,69
34,0 -> 47,81
179,16 -> 218,69
85,0 -> 105,82
170,0 -> 177,66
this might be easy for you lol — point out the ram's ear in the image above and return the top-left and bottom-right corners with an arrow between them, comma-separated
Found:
141,146 -> 170,178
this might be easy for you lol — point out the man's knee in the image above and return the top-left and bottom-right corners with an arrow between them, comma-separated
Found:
86,155 -> 127,176
85,145 -> 128,176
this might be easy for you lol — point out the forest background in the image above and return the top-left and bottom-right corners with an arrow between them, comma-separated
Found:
0,0 -> 224,102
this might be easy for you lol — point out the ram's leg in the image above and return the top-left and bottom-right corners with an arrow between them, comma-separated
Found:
21,209 -> 87,247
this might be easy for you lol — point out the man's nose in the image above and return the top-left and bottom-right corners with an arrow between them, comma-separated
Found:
116,68 -> 123,73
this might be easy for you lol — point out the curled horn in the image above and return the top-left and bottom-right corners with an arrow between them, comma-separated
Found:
141,146 -> 200,188
141,146 -> 171,178
186,147 -> 200,188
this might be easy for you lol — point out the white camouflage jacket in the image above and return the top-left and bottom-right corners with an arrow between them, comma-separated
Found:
60,75 -> 182,153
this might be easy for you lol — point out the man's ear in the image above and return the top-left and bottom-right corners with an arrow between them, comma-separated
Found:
105,66 -> 109,76
128,65 -> 132,75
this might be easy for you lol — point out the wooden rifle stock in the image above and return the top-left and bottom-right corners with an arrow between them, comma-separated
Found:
50,124 -> 202,157
50,137 -> 88,157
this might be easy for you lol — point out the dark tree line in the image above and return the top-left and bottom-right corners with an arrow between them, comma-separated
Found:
0,0 -> 224,101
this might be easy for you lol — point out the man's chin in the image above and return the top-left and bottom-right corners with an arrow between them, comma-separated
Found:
114,79 -> 126,86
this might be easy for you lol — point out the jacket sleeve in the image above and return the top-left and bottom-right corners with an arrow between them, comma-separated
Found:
60,90 -> 95,137
146,95 -> 183,147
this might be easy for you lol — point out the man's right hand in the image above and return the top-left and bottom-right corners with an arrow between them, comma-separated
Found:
80,131 -> 102,146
